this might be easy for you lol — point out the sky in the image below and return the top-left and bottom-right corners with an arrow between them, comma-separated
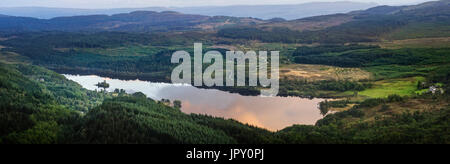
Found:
0,0 -> 435,9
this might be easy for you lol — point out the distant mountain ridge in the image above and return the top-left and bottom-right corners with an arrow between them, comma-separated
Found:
0,1 -> 377,20
0,11 -> 264,32
0,0 -> 448,37
217,0 -> 450,43
353,0 -> 450,15
259,0 -> 450,32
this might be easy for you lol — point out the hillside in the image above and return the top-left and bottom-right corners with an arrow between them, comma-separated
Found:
0,62 -> 279,144
0,11 -> 264,32
0,1 -> 449,144
0,0 -> 447,37
1,62 -> 448,144
219,0 -> 450,43
0,2 -> 377,20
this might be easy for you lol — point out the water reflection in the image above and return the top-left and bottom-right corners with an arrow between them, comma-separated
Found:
64,74 -> 326,131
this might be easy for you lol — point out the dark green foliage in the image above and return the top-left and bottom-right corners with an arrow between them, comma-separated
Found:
0,107 -> 34,139
0,32 -> 222,82
319,100 -> 331,116
0,61 -> 449,144
173,100 -> 182,109
292,44 -> 379,57
0,63 -> 276,144
0,63 -> 84,143
279,107 -> 450,144
316,95 -> 405,127
278,79 -> 371,98
217,24 -> 381,44
281,93 -> 450,144
292,47 -> 450,85
277,125 -> 344,144
291,45 -> 394,67
14,64 -> 110,112
319,15 -> 407,40
293,47 -> 444,68
217,27 -> 305,43
294,56 -> 364,67
96,80 -> 110,90
0,11 -> 211,32
380,104 -> 391,112
0,32 -> 188,82
387,94 -> 404,103
217,15 -> 409,44
317,80 -> 370,92
190,114 -> 281,144
0,0 -> 448,144
77,96 -> 283,144
132,92 -> 147,99
201,86 -> 261,96
79,97 -> 236,144
319,100 -> 351,115
218,1 -> 450,44
428,65 -> 450,93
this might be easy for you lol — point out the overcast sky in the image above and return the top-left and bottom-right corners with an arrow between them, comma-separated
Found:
0,0 -> 435,8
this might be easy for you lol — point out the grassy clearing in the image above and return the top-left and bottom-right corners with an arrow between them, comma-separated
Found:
378,37 -> 450,49
364,65 -> 428,80
0,51 -> 30,64
358,77 -> 424,98
354,98 -> 449,124
385,22 -> 450,40
280,64 -> 371,81
329,104 -> 357,112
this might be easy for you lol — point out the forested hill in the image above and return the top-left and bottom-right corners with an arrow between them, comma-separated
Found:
219,0 -> 450,43
0,62 -> 277,144
0,0 -> 448,36
0,62 -> 448,144
0,0 -> 449,144
354,0 -> 450,15
0,11 -> 264,32
0,2 -> 377,20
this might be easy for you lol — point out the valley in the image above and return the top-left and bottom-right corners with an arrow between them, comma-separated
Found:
0,0 -> 449,144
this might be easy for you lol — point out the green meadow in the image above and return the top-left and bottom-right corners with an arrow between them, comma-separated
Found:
359,77 -> 424,98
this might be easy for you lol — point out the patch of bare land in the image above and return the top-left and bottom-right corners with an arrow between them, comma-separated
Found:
258,14 -> 353,31
332,97 -> 449,126
209,42 -> 264,52
100,21 -> 140,30
280,64 -> 371,81
196,17 -> 266,30
0,51 -> 30,64
195,20 -> 233,30
377,37 -> 450,49
330,104 -> 357,112
208,45 -> 239,51
361,98 -> 448,123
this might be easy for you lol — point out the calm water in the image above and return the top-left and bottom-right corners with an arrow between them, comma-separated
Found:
64,74 -> 326,131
